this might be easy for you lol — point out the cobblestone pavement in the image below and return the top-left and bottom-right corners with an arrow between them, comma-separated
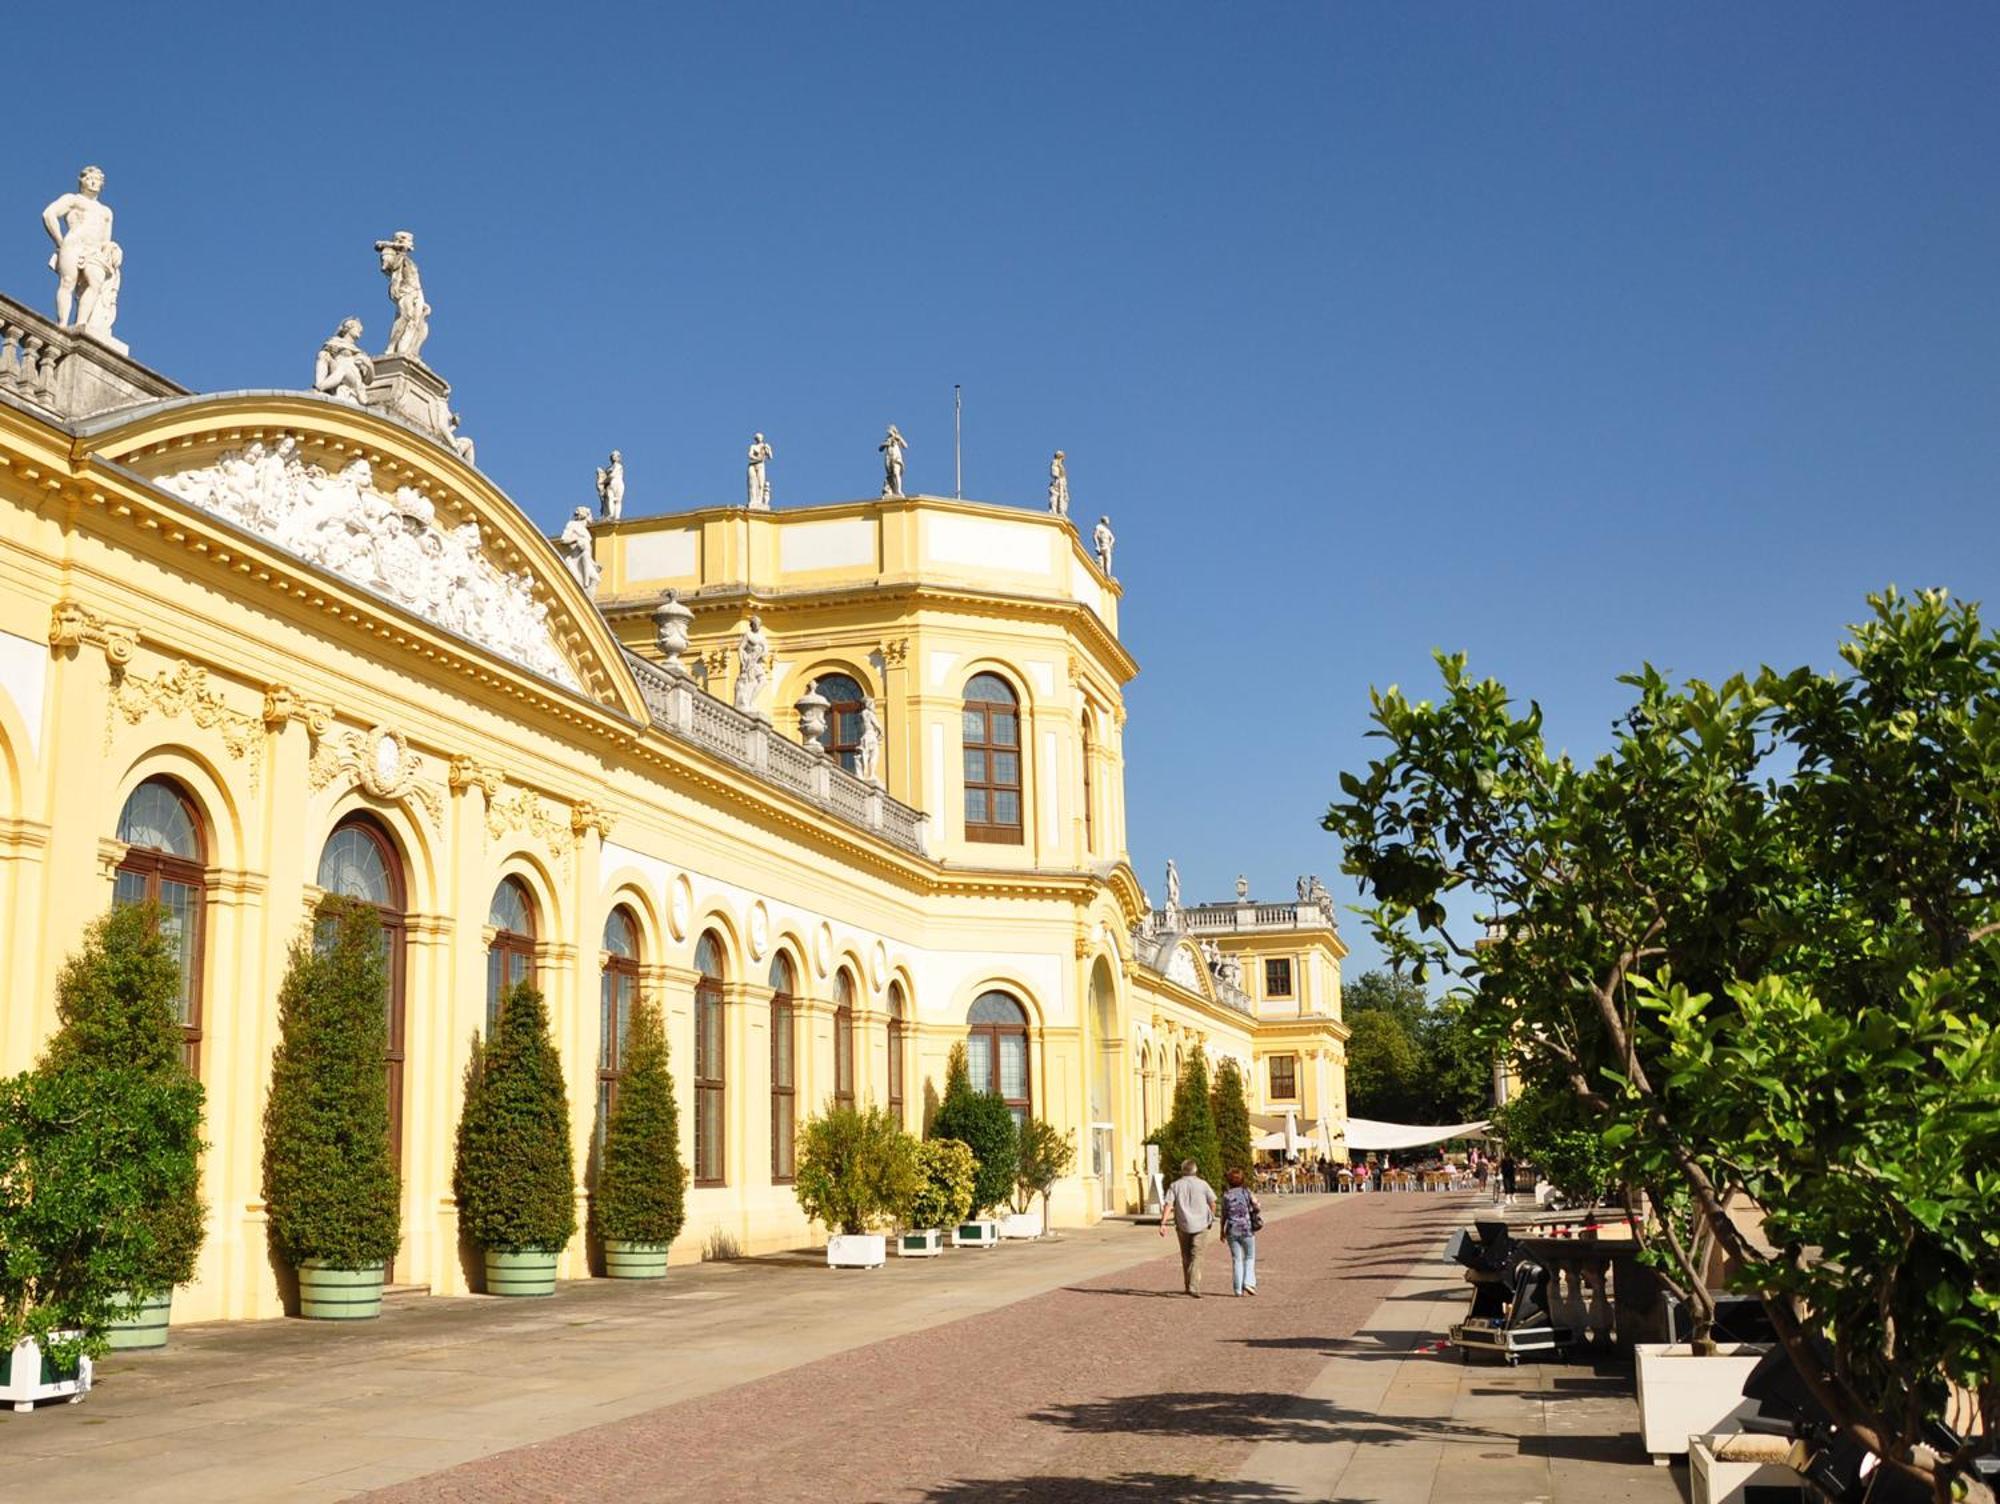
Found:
364,1192 -> 1473,1503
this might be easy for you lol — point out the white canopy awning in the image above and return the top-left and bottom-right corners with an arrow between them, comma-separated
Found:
1341,1116 -> 1490,1152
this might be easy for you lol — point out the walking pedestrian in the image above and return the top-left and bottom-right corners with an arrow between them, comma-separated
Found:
1221,1168 -> 1263,1296
1499,1153 -> 1518,1203
1157,1157 -> 1217,1297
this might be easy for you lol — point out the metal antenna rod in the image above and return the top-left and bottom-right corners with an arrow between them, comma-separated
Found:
954,384 -> 963,500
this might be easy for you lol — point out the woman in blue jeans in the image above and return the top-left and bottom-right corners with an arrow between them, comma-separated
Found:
1221,1168 -> 1262,1296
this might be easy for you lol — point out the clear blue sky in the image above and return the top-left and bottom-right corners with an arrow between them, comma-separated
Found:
10,5 -> 1997,979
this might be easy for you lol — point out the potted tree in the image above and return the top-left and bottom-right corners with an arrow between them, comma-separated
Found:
453,983 -> 576,1296
1209,1058 -> 1254,1192
793,1104 -> 919,1268
929,1044 -> 1017,1250
262,899 -> 401,1319
592,999 -> 687,1278
1010,1118 -> 1077,1239
901,1138 -> 974,1257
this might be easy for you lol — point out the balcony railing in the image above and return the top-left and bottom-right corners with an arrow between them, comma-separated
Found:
1171,901 -> 1338,934
624,648 -> 931,857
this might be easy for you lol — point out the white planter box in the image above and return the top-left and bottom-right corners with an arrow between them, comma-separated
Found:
897,1228 -> 943,1258
1691,1434 -> 1804,1504
826,1233 -> 886,1269
999,1212 -> 1041,1241
1634,1342 -> 1771,1464
1,1334 -> 92,1412
952,1219 -> 1000,1249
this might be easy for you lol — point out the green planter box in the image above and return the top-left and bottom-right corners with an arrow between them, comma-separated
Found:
602,1240 -> 669,1279
298,1261 -> 386,1320
106,1289 -> 173,1350
485,1247 -> 560,1297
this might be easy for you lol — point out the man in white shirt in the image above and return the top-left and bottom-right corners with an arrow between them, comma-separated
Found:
1158,1158 -> 1217,1297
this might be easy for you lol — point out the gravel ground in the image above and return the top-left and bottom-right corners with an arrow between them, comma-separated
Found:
363,1191 -> 1473,1503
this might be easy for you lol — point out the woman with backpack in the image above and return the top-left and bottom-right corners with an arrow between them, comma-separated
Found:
1221,1167 -> 1264,1296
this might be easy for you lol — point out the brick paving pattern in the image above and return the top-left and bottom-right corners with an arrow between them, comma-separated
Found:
364,1191 -> 1473,1503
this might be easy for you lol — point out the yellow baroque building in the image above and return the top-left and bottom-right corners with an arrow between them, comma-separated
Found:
0,290 -> 1347,1326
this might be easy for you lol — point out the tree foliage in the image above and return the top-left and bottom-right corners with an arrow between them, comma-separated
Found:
453,983 -> 577,1253
262,900 -> 400,1269
907,1137 -> 976,1230
592,999 -> 687,1247
1489,1084 -> 1612,1206
1155,1051 -> 1223,1192
1012,1118 -> 1077,1230
1208,1058 -> 1253,1182
1325,588 -> 2000,1499
794,1103 -> 919,1237
1344,971 -> 1490,1123
928,1042 -> 1018,1216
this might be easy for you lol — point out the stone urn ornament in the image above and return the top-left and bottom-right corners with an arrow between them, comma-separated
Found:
653,588 -> 693,675
796,679 -> 830,754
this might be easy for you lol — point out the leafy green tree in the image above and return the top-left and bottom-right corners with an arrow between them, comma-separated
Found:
1326,588 -> 2000,1502
928,1042 -> 1018,1216
1012,1118 -> 1077,1232
1343,970 -> 1491,1123
794,1104 -> 919,1237
1343,1009 -> 1426,1120
1155,1051 -> 1223,1192
1343,969 -> 1430,1030
1208,1058 -> 1254,1183
453,983 -> 576,1253
262,900 -> 400,1269
592,999 -> 687,1247
907,1138 -> 976,1230
1490,1084 -> 1612,1206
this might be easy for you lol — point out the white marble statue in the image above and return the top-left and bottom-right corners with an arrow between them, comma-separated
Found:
746,433 -> 773,510
596,450 -> 624,520
1164,858 -> 1181,913
374,231 -> 430,361
314,318 -> 375,404
1047,450 -> 1069,516
879,424 -> 908,498
157,440 -> 577,687
559,507 -> 600,594
733,613 -> 772,718
1201,937 -> 1223,972
1297,875 -> 1310,902
856,695 -> 884,784
448,411 -> 475,466
1093,515 -> 1116,576
42,165 -> 123,348
1221,952 -> 1244,990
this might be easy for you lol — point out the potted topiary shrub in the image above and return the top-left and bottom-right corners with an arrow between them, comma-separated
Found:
929,1043 -> 1018,1250
592,998 -> 687,1278
793,1104 -> 919,1269
261,899 -> 401,1319
901,1138 -> 974,1258
1010,1117 -> 1077,1239
453,982 -> 577,1295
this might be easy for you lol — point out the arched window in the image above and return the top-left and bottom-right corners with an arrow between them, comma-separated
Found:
318,816 -> 407,1168
485,876 -> 538,1033
833,970 -> 857,1110
114,778 -> 206,1072
598,907 -> 641,1146
816,673 -> 869,776
770,952 -> 796,1183
962,672 -> 1022,844
1081,716 -> 1097,855
886,981 -> 907,1127
967,990 -> 1031,1125
1138,1045 -> 1153,1139
694,931 -> 726,1186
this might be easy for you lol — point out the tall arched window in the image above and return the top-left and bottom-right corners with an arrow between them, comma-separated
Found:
962,672 -> 1023,844
115,778 -> 207,1072
886,981 -> 907,1127
694,932 -> 726,1186
318,816 -> 407,1167
816,673 -> 869,776
833,970 -> 857,1110
770,952 -> 796,1183
598,907 -> 640,1146
1081,716 -> 1097,855
486,876 -> 538,1033
967,990 -> 1031,1125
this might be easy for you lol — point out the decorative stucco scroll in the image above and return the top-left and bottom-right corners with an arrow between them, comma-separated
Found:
308,723 -> 441,830
107,660 -> 262,793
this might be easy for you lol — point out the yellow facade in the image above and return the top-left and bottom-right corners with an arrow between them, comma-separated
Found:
0,293 -> 1346,1327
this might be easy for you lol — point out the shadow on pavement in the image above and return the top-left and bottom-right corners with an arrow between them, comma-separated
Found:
1061,1286 -> 1187,1299
916,1471 -> 1299,1501
1230,1332 -> 1430,1357
1027,1390 -> 1503,1447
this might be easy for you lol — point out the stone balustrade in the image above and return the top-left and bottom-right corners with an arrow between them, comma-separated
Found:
624,648 -> 931,857
1168,900 -> 1339,935
1511,1233 -> 1671,1352
0,319 -> 62,406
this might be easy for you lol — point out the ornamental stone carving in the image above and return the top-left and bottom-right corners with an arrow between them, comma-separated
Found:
447,754 -> 504,796
107,661 -> 261,791
158,441 -> 579,689
652,589 -> 693,675
48,599 -> 137,663
261,685 -> 333,735
309,724 -> 441,829
570,800 -> 614,841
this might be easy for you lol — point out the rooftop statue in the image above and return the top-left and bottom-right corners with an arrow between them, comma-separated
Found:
1164,858 -> 1181,914
879,424 -> 907,498
42,165 -> 124,350
374,230 -> 430,361
448,411 -> 475,466
733,613 -> 772,719
596,450 -> 624,520
1047,450 -> 1069,516
314,318 -> 375,405
1093,514 -> 1116,576
559,507 -> 600,594
856,695 -> 884,785
746,433 -> 773,510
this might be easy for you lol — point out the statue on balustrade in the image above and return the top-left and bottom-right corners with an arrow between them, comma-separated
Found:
746,433 -> 773,510
314,318 -> 375,405
1047,450 -> 1069,516
1093,514 -> 1116,576
733,613 -> 772,718
856,695 -> 883,784
879,424 -> 908,498
597,450 -> 624,519
374,231 -> 430,361
43,165 -> 123,347
559,507 -> 600,594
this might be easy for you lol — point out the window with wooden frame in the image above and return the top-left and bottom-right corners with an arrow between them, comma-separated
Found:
486,876 -> 538,1033
694,931 -> 726,1186
1268,1054 -> 1299,1101
886,981 -> 907,1127
966,990 -> 1031,1126
833,970 -> 857,1109
1264,957 -> 1294,999
317,816 -> 408,1170
770,952 -> 796,1182
597,907 -> 641,1149
815,672 -> 869,776
114,778 -> 207,1074
962,672 -> 1023,844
